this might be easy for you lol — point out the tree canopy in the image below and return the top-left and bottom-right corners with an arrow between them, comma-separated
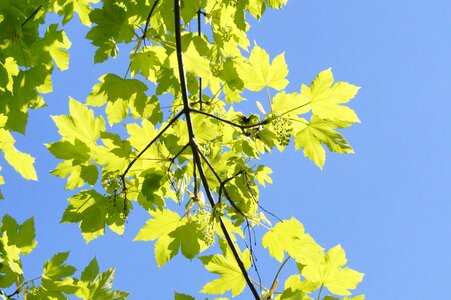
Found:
0,0 -> 364,299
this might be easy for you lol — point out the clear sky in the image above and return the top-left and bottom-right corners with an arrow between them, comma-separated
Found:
1,0 -> 450,299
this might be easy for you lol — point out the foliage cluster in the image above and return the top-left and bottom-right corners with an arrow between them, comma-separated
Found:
0,0 -> 363,299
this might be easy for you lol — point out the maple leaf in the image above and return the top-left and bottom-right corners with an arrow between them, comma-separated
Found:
302,245 -> 364,296
57,0 -> 100,26
294,115 -> 354,169
262,218 -> 323,264
87,73 -> 155,125
238,44 -> 289,91
0,129 -> 37,180
199,239 -> 251,297
52,98 -> 105,145
301,69 -> 360,123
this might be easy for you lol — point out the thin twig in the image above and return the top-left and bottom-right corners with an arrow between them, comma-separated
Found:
21,6 -> 43,27
167,143 -> 190,172
196,148 -> 247,217
120,110 -> 183,192
124,0 -> 160,78
190,108 -> 271,129
142,0 -> 160,39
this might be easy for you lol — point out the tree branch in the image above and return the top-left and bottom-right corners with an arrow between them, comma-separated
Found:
173,1 -> 260,298
120,110 -> 183,193
142,0 -> 160,39
190,108 -> 271,129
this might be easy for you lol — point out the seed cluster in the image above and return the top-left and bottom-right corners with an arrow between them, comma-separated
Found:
273,117 -> 293,146
193,209 -> 215,246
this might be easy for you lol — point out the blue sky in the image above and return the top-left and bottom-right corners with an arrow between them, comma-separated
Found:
1,0 -> 451,299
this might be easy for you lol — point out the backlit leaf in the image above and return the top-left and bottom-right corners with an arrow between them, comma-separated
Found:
238,45 -> 288,91
301,69 -> 359,123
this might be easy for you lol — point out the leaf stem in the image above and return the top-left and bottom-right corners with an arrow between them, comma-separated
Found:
265,86 -> 272,112
280,102 -> 310,117
268,256 -> 290,298
317,285 -> 324,300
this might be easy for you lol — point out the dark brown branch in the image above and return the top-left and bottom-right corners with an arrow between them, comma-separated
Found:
173,1 -> 260,298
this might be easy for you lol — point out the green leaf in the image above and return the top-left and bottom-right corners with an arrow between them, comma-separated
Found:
266,0 -> 288,9
51,160 -> 99,189
57,0 -> 100,26
134,209 -> 182,242
47,139 -> 90,164
255,165 -> 272,187
86,0 -> 134,63
76,264 -> 129,300
246,0 -> 266,19
40,24 -> 72,71
301,245 -> 364,296
135,209 -> 207,267
262,218 -> 323,264
0,215 -> 37,254
81,257 -> 100,283
174,292 -> 195,300
169,222 -> 203,259
61,190 -> 125,242
0,129 -> 37,180
0,57 -> 19,93
238,44 -> 288,91
130,46 -> 166,83
182,38 -> 212,79
301,69 -> 360,123
276,275 -> 313,300
199,240 -> 251,297
271,92 -> 310,117
87,73 -> 154,125
294,116 -> 354,169
43,252 -> 76,281
52,97 -> 105,145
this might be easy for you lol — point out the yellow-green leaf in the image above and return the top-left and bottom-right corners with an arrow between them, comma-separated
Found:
301,245 -> 364,296
238,45 -> 288,91
199,240 -> 251,297
0,57 -> 19,93
52,98 -> 105,145
134,209 -> 182,241
262,218 -> 323,264
294,116 -> 354,169
0,129 -> 37,180
301,69 -> 359,123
